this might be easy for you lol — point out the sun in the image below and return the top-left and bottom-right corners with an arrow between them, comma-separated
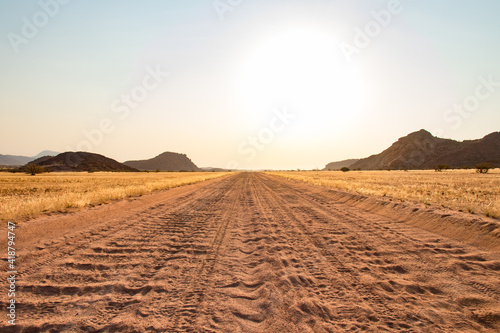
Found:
239,28 -> 364,132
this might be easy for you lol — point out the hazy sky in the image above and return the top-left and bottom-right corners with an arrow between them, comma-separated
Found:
1,0 -> 499,169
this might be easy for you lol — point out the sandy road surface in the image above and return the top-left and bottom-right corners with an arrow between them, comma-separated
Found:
2,172 -> 500,332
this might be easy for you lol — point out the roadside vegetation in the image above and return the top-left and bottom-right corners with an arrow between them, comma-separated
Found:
0,172 -> 231,220
268,169 -> 500,218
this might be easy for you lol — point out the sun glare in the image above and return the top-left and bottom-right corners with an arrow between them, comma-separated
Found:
240,28 -> 364,132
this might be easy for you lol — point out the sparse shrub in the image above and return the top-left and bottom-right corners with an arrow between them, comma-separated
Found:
0,172 -> 231,220
268,170 -> 500,222
475,162 -> 493,174
434,164 -> 450,172
484,209 -> 496,218
340,167 -> 350,172
24,163 -> 45,175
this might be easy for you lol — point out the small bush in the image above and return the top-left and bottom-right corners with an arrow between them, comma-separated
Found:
340,167 -> 350,172
475,162 -> 493,174
25,163 -> 45,175
434,164 -> 450,172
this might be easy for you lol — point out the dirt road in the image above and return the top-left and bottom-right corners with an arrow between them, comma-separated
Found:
3,172 -> 500,332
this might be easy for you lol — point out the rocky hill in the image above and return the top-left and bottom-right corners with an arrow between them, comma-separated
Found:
348,129 -> 500,170
124,152 -> 201,171
24,152 -> 138,172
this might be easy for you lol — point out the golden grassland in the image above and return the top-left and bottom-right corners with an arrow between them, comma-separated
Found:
0,172 -> 231,221
268,169 -> 500,218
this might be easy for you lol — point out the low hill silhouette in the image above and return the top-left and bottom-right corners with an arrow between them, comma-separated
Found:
124,152 -> 201,171
323,159 -> 360,171
24,152 -> 138,172
347,130 -> 500,170
0,150 -> 58,166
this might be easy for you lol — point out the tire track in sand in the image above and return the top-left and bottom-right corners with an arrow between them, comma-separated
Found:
3,175 -> 241,332
198,173 -> 499,332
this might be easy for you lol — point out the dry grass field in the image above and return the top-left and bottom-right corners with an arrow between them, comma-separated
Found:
0,171 -> 230,221
268,169 -> 500,218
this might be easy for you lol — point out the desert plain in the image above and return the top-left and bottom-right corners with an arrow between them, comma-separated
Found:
1,171 -> 499,332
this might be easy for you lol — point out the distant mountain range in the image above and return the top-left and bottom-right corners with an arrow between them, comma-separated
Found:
325,130 -> 500,170
200,167 -> 231,172
5,130 -> 498,172
3,150 -> 203,172
124,152 -> 201,171
0,150 -> 59,166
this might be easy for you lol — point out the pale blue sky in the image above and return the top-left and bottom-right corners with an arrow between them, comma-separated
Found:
1,0 -> 499,169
